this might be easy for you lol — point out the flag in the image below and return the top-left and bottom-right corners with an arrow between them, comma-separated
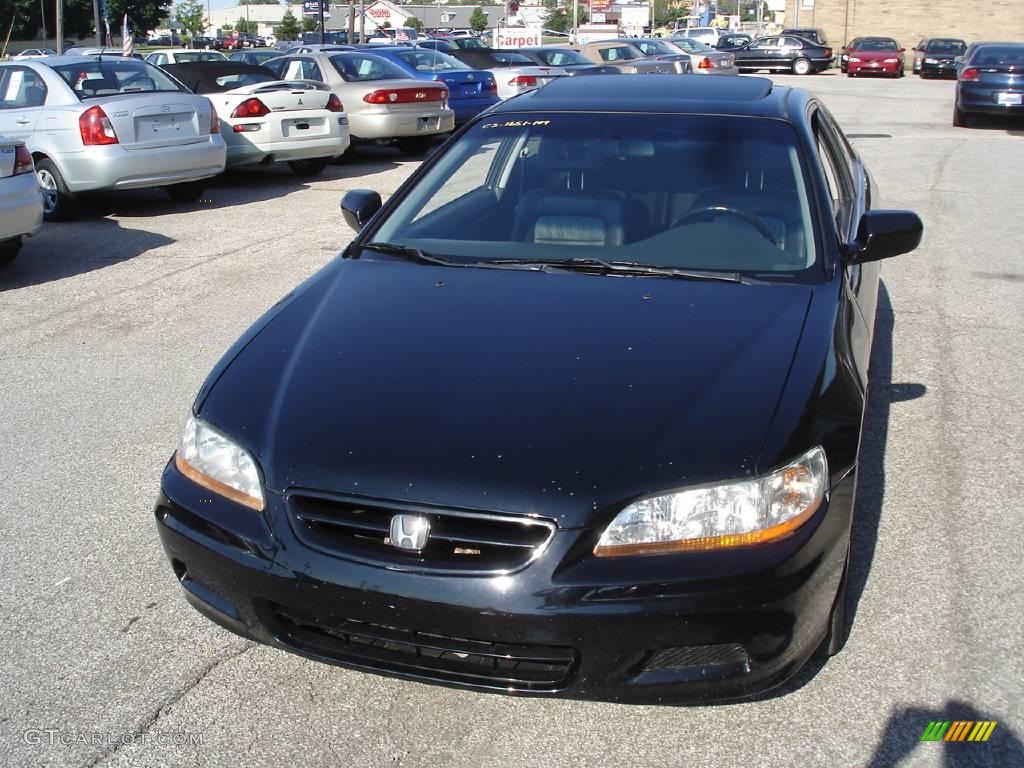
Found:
396,29 -> 409,42
122,15 -> 133,57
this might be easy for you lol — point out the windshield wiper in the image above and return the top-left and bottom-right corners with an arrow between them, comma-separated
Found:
359,242 -> 461,267
486,257 -> 742,283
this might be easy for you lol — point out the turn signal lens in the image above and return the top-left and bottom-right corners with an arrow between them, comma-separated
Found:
594,447 -> 828,556
79,105 -> 119,146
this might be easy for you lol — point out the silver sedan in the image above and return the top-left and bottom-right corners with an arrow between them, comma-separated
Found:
0,56 -> 226,221
660,37 -> 739,75
0,135 -> 43,263
264,51 -> 454,157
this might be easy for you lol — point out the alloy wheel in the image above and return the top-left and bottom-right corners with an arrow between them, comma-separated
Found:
37,169 -> 57,215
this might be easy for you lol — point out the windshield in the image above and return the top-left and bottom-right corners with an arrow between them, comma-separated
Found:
859,39 -> 898,52
51,59 -> 185,98
330,53 -> 408,81
370,114 -> 819,278
636,40 -> 675,55
454,38 -> 487,49
927,39 -> 966,55
393,49 -> 468,72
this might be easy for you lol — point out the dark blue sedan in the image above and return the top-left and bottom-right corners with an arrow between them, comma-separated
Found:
365,46 -> 499,124
954,42 -> 1024,127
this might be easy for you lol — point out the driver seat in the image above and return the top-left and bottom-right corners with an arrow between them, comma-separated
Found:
684,187 -> 805,258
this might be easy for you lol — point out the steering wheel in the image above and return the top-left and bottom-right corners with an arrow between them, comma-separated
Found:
673,205 -> 778,246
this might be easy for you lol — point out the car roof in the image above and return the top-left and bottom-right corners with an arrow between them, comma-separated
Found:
18,54 -> 142,67
489,75 -> 797,119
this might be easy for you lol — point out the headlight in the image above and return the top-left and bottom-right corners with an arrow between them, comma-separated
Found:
849,57 -> 861,62
174,414 -> 265,511
594,446 -> 828,557
884,58 -> 899,63
924,58 -> 937,64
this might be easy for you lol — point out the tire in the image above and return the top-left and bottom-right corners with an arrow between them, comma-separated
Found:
816,546 -> 850,658
35,158 -> 79,222
953,101 -> 970,128
0,236 -> 21,264
288,157 -> 329,176
396,137 -> 431,157
164,180 -> 206,202
792,57 -> 812,76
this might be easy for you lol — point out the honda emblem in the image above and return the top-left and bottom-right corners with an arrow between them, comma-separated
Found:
389,514 -> 430,551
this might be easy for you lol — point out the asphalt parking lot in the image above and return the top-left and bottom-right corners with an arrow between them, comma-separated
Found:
1,72 -> 1022,768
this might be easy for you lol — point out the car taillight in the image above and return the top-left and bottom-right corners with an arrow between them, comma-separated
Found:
960,67 -> 979,81
698,57 -> 713,69
508,75 -> 537,87
208,104 -> 219,134
362,87 -> 447,104
79,105 -> 119,146
13,145 -> 33,175
326,93 -> 344,112
824,48 -> 832,57
487,77 -> 497,93
230,98 -> 270,118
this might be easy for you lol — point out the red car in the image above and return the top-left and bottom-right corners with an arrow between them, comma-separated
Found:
220,37 -> 243,51
846,37 -> 905,77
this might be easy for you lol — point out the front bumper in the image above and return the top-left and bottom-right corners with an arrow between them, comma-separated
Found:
0,171 -> 43,240
53,135 -> 227,193
847,61 -> 900,75
920,60 -> 957,77
155,460 -> 853,704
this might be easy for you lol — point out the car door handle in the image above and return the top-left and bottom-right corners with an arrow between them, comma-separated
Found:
16,118 -> 31,124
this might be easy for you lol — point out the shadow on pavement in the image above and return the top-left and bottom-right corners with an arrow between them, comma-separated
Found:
0,219 -> 173,292
866,700 -> 1023,767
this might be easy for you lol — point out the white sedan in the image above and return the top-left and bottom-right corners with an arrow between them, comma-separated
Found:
164,61 -> 350,175
0,136 -> 43,264
11,48 -> 56,60
146,49 -> 228,66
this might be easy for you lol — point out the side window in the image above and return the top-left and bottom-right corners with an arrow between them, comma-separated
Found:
814,111 -> 854,232
0,67 -> 48,108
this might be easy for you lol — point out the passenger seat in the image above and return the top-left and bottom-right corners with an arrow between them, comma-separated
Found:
512,189 -> 626,246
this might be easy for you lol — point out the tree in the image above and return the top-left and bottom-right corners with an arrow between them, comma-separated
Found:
469,6 -> 488,33
175,0 -> 206,40
277,8 -> 302,39
301,14 -> 318,33
405,15 -> 423,32
235,16 -> 259,34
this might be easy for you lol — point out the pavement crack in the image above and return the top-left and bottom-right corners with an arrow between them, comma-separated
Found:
85,640 -> 255,768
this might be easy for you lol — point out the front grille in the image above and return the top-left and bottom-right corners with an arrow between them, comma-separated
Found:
644,644 -> 751,676
287,493 -> 556,573
273,604 -> 577,691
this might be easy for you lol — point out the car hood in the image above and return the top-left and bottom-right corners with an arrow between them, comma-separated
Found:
198,258 -> 813,528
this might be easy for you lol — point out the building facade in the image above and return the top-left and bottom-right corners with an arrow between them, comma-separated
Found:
783,0 -> 1024,48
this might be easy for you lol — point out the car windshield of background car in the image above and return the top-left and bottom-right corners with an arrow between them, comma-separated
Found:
370,113 -> 820,279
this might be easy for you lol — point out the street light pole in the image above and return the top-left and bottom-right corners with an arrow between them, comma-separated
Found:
55,0 -> 63,53
92,0 -> 101,46
318,0 -> 324,44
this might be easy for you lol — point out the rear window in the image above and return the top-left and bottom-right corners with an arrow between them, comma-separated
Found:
969,45 -> 1024,66
214,72 -> 274,89
174,52 -> 226,63
490,52 -> 533,65
599,46 -> 642,62
50,59 -> 185,99
538,50 -> 591,66
393,50 -> 467,72
371,113 -> 820,279
330,53 -> 407,81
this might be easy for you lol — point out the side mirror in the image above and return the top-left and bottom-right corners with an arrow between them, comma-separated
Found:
844,210 -> 923,264
340,189 -> 382,232
899,47 -> 906,53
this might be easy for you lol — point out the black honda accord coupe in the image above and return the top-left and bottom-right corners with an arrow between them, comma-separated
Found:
155,76 -> 922,703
